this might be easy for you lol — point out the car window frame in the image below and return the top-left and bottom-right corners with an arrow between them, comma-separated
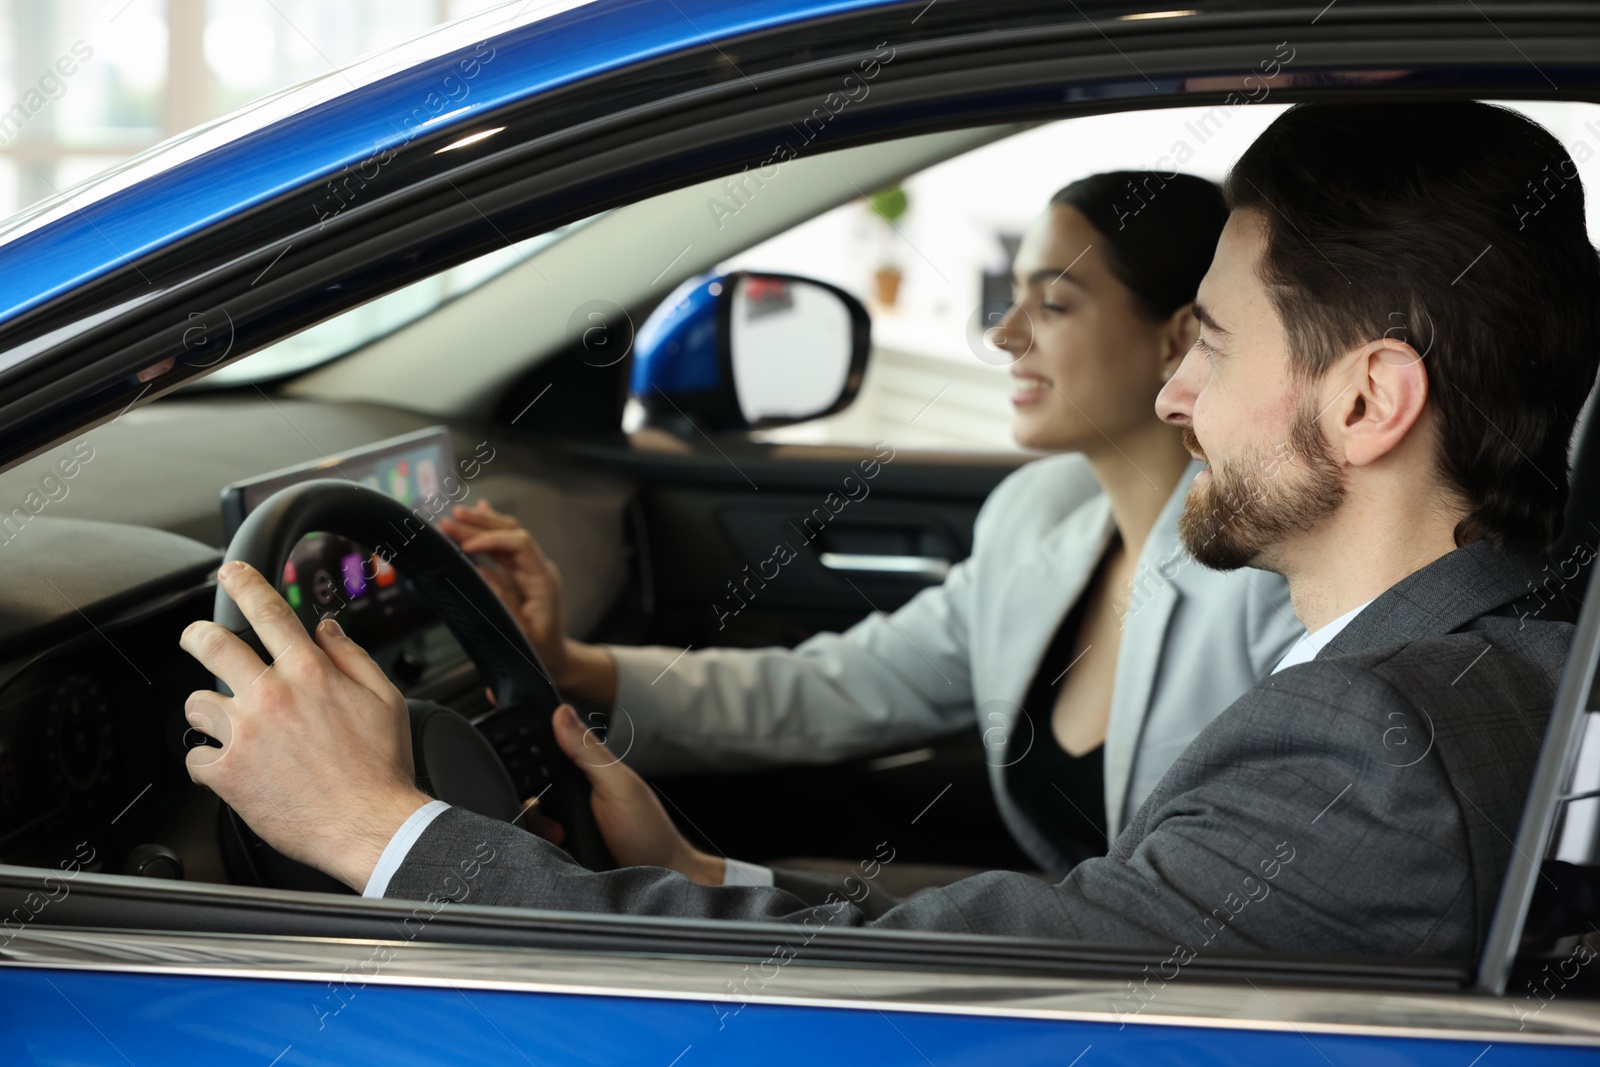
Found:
1,0 -> 1599,1015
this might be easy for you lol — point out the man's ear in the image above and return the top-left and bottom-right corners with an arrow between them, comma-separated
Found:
1158,303 -> 1198,380
1329,338 -> 1428,468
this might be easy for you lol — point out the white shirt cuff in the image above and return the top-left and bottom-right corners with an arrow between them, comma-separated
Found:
722,856 -> 775,886
363,799 -> 451,898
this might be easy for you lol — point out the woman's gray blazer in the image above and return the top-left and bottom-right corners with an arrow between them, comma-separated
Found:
605,454 -> 1303,872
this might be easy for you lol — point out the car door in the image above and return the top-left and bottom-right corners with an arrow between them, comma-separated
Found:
3,1 -> 1600,1063
561,435 -> 1033,870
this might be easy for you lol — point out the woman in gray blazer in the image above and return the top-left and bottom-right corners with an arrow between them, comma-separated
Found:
442,171 -> 1303,887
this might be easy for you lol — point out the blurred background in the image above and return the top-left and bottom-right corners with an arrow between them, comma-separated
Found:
0,0 -> 509,218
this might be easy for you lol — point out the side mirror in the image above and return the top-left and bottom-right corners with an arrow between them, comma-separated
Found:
630,271 -> 871,435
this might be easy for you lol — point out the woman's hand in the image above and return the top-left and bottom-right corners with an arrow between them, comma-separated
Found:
438,498 -> 570,669
518,704 -> 725,885
438,499 -> 617,702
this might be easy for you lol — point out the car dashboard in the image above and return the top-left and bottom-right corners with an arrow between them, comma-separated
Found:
0,395 -> 636,885
0,521 -> 222,879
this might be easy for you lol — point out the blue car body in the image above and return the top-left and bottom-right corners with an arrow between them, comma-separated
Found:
9,967 -> 1600,1066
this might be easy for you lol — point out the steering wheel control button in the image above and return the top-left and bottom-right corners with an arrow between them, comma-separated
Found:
408,700 -> 519,822
124,843 -> 184,879
391,650 -> 426,686
482,713 -> 556,797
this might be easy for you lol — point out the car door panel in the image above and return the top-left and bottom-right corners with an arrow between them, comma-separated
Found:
569,440 -> 1023,648
567,439 -> 1032,869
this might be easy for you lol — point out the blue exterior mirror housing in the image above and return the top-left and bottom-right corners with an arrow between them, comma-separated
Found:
630,271 -> 727,397
630,270 -> 871,436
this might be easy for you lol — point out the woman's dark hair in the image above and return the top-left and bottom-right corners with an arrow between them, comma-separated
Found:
1050,170 -> 1228,322
1225,101 -> 1600,550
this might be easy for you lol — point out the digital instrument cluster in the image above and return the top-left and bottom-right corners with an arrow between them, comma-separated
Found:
278,531 -> 436,649
221,426 -> 479,681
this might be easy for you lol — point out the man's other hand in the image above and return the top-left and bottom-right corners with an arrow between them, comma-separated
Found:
179,560 -> 432,893
526,703 -> 725,886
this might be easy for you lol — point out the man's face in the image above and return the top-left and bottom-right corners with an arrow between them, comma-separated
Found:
1155,209 -> 1347,572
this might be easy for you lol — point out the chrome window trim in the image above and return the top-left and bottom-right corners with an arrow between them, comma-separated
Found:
2,927 -> 1596,1046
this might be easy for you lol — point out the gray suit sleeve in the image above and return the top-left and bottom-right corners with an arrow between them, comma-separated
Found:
385,805 -> 902,927
387,647 -> 1491,958
380,797 -> 1240,946
768,866 -> 905,920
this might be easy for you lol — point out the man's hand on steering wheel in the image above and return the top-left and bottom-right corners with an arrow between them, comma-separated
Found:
180,560 -> 433,893
521,703 -> 728,886
181,559 -> 717,892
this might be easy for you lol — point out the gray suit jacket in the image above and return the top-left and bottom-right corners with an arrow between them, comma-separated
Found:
388,539 -> 1570,959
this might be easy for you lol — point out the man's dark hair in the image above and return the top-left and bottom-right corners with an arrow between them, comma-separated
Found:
1225,101 -> 1600,549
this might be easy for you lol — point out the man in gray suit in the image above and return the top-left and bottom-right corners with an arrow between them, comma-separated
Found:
182,99 -> 1600,960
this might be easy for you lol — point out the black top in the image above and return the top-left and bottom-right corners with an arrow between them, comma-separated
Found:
1004,551 -> 1113,871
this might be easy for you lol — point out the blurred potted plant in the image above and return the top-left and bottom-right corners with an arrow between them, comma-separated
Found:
867,184 -> 909,308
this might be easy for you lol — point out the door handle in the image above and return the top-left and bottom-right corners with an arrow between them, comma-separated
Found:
818,552 -> 951,581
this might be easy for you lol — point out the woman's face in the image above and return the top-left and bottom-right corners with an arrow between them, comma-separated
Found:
994,203 -> 1194,453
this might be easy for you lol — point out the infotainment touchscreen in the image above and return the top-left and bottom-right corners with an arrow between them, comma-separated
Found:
220,425 -> 456,538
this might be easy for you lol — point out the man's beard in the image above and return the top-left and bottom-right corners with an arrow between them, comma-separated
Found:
1177,398 -> 1347,571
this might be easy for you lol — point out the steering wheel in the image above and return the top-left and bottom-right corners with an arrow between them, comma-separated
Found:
208,478 -> 612,889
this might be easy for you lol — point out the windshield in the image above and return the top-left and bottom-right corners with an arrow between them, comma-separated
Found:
190,212 -> 601,387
